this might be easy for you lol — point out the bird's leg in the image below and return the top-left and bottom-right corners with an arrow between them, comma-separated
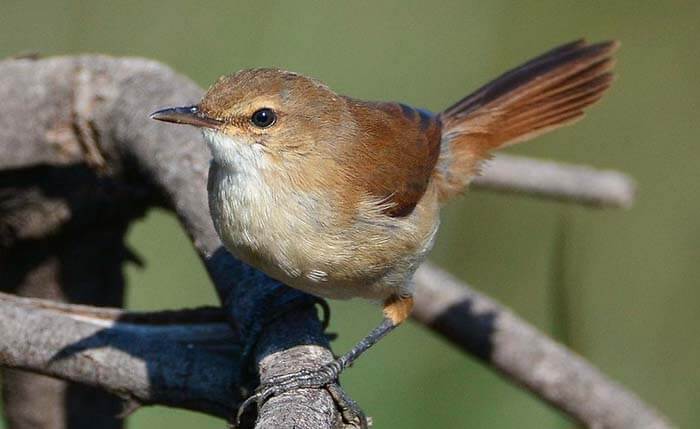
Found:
237,295 -> 413,427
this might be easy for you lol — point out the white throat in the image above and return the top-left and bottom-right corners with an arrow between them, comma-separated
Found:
201,129 -> 270,174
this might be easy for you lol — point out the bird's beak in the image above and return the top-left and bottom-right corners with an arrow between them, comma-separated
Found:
149,105 -> 223,129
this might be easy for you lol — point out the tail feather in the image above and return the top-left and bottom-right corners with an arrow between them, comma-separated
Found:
434,40 -> 619,202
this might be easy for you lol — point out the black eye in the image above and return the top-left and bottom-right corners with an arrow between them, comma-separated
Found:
250,108 -> 276,128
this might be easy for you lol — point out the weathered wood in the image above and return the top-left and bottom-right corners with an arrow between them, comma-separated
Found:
0,55 -> 670,429
413,263 -> 672,429
0,54 -> 344,428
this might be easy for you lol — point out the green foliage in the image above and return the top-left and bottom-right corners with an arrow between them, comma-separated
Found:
1,1 -> 698,427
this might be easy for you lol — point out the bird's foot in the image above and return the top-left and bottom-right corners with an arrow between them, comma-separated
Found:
237,360 -> 368,428
235,289 -> 331,388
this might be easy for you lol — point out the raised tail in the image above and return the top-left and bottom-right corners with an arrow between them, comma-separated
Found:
434,39 -> 619,202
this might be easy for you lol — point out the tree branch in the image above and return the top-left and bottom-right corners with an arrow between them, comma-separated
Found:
0,262 -> 673,428
0,163 -> 141,427
0,54 -> 345,428
473,153 -> 636,209
413,263 -> 672,429
0,291 -> 238,418
0,54 -> 670,428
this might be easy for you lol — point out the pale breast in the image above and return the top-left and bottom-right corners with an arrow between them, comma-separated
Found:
205,134 -> 440,300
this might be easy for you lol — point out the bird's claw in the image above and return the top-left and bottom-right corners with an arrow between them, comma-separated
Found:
236,361 -> 368,428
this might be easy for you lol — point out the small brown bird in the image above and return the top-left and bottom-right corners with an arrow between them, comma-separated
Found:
152,39 -> 618,419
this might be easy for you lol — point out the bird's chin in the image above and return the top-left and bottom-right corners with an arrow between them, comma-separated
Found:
201,129 -> 268,171
201,129 -> 238,163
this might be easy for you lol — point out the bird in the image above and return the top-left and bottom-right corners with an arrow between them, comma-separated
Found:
151,39 -> 618,422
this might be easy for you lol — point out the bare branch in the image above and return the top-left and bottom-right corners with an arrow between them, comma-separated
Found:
0,291 -> 239,418
0,263 -> 673,429
472,153 -> 636,208
0,291 -> 341,428
0,55 -> 666,429
0,54 -> 345,428
0,159 -> 140,428
413,263 -> 672,429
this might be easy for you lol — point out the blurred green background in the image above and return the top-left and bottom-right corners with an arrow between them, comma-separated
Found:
1,1 -> 698,428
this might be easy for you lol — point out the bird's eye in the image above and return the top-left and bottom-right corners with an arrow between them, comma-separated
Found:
250,108 -> 276,128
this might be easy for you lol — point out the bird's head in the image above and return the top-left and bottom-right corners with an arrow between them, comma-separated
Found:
150,68 -> 352,168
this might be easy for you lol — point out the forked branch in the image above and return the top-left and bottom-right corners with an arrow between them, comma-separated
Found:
0,55 -> 668,429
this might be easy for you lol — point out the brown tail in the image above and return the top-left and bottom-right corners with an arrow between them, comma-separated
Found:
434,39 -> 619,202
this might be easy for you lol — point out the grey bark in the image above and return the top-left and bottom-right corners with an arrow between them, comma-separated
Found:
0,292 -> 238,418
0,163 -> 137,428
0,263 -> 674,428
0,54 -> 343,428
474,153 -> 636,208
0,54 -> 670,428
413,263 -> 672,429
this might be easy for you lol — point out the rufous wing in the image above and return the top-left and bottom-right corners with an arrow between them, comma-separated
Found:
344,99 -> 442,217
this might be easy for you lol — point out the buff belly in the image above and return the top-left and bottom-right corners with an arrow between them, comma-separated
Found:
207,160 -> 439,301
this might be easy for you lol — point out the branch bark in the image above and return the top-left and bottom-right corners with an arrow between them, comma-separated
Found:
0,54 -> 670,428
0,235 -> 127,429
0,163 -> 139,428
0,262 -> 672,428
473,153 -> 636,208
0,292 -> 238,417
413,263 -> 671,429
0,54 -> 344,429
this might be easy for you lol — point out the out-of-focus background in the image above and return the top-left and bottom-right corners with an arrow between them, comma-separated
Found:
1,1 -> 697,428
